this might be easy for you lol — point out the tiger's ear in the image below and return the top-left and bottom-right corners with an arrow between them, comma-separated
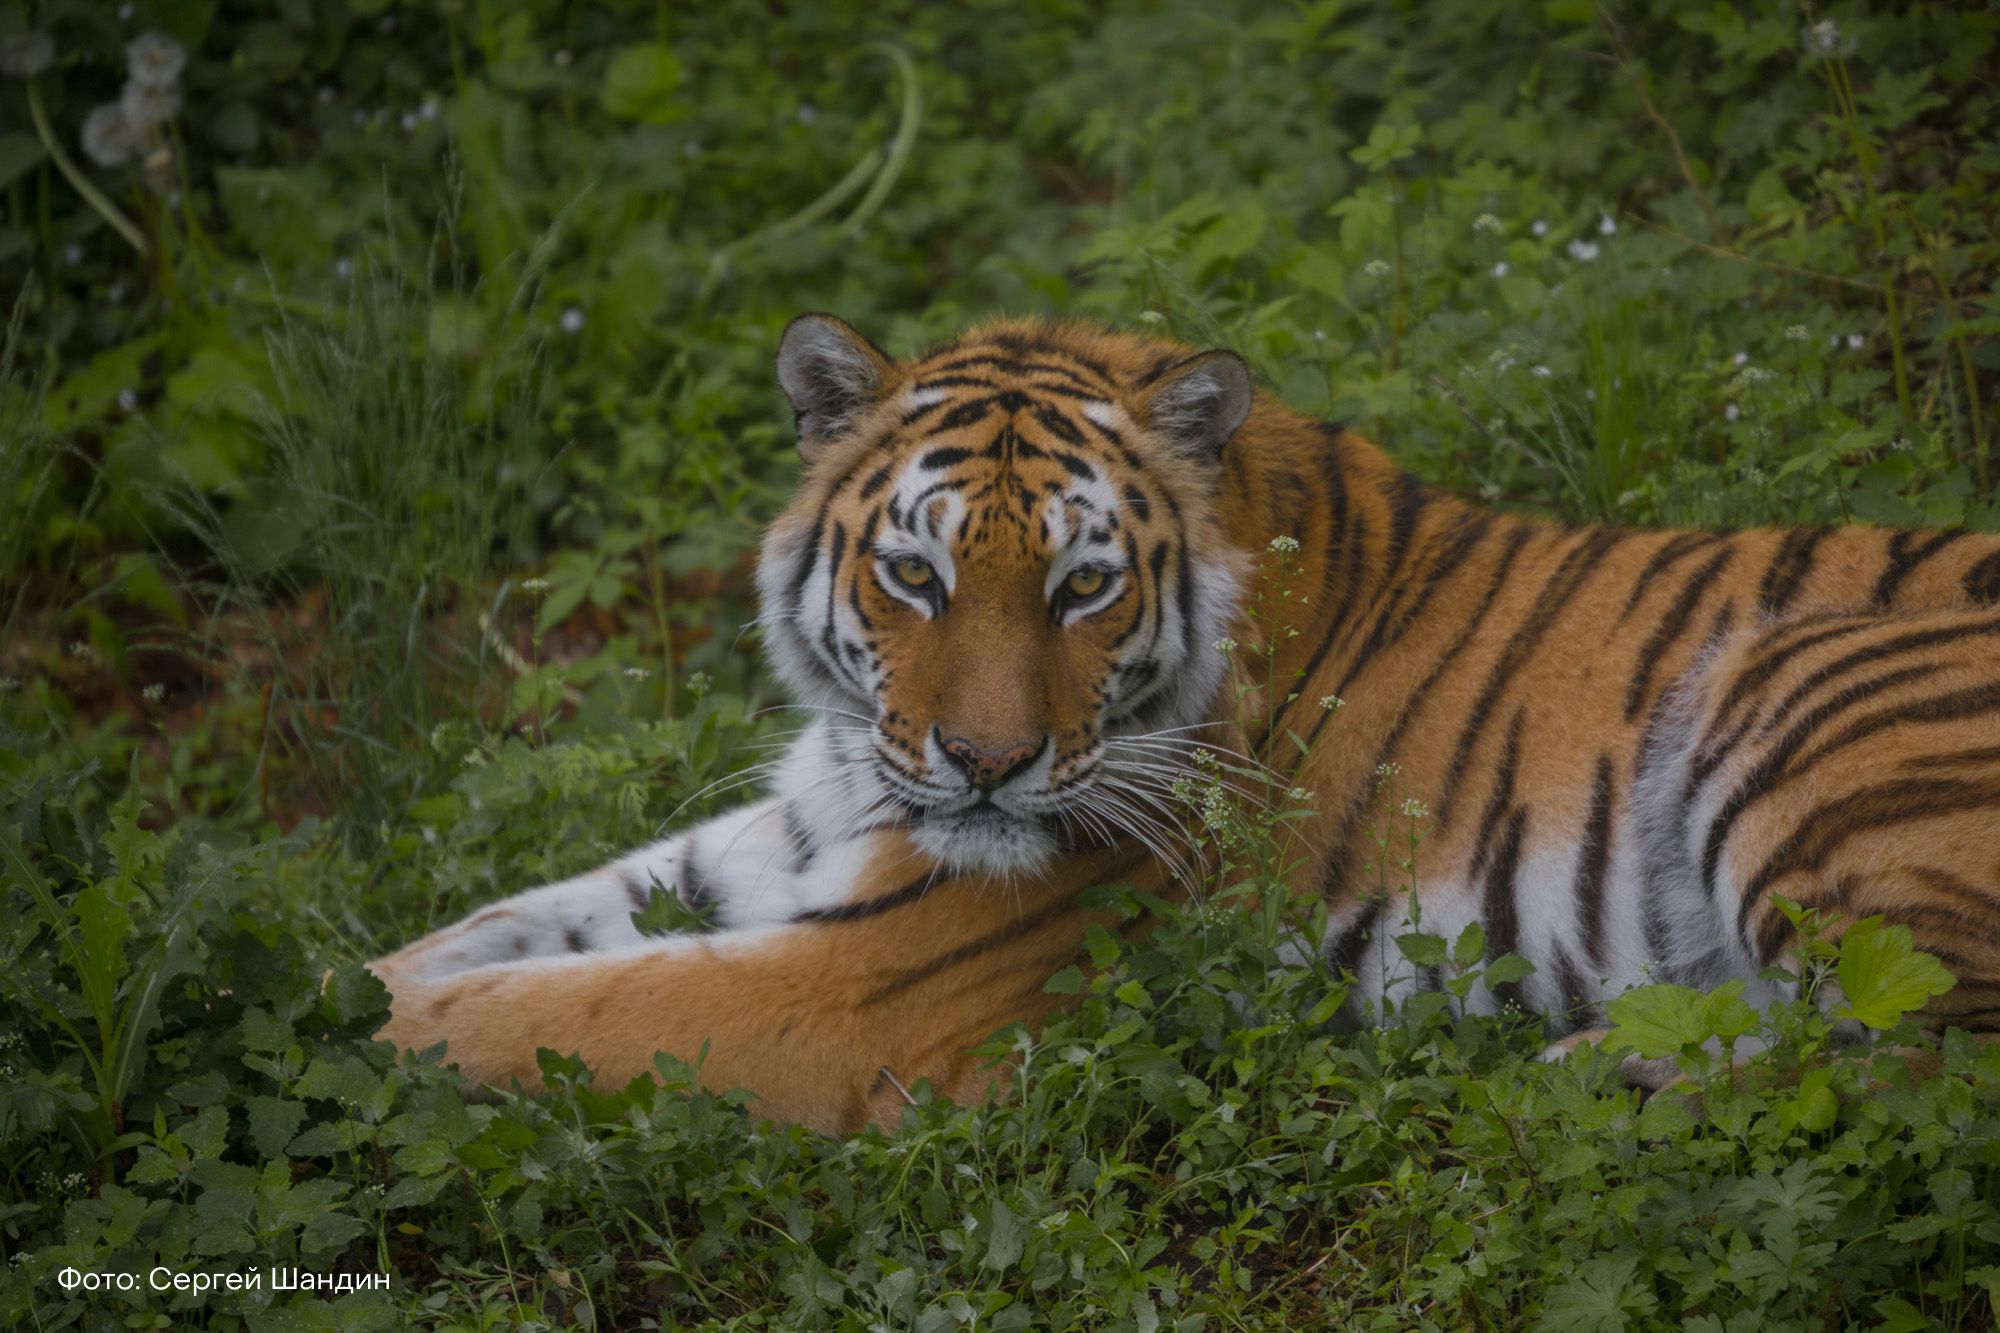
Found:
776,313 -> 894,456
1137,350 -> 1254,460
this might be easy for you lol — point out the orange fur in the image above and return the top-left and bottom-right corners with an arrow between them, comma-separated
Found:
371,319 -> 2000,1132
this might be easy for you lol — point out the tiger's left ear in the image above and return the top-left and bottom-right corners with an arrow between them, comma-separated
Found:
1137,350 -> 1254,460
776,313 -> 896,457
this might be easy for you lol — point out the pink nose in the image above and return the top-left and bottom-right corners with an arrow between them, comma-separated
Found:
940,733 -> 1041,791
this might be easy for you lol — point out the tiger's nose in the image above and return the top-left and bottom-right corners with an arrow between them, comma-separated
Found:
938,731 -> 1043,792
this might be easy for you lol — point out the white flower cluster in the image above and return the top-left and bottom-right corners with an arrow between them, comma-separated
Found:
1267,534 -> 1300,555
80,32 -> 186,194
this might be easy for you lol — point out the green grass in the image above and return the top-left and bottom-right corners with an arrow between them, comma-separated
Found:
3,1 -> 1998,1327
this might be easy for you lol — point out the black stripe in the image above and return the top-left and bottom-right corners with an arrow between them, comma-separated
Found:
1481,806 -> 1528,1011
1737,776 -> 2000,938
1439,527 -> 1620,823
1758,612 -> 2000,738
1622,544 -> 1735,721
1757,526 -> 1832,616
1966,548 -> 2000,605
1868,531 -> 1966,607
1573,755 -> 1614,970
1699,617 -> 1880,748
1700,661 -> 1951,898
620,869 -> 650,913
1468,709 -> 1527,885
794,868 -> 944,924
1324,897 -> 1384,976
1618,531 -> 1726,621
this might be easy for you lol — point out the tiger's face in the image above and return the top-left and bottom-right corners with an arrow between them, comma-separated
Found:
755,316 -> 1256,876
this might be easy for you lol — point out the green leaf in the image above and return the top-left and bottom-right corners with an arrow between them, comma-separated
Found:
246,1097 -> 307,1158
981,1198 -> 1024,1272
601,43 -> 683,122
1836,917 -> 1955,1029
1605,983 -> 1712,1059
1533,1254 -> 1656,1331
1394,931 -> 1446,967
1044,965 -> 1083,995
1452,921 -> 1487,969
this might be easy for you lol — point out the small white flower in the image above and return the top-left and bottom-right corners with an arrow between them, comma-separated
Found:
419,98 -> 440,122
80,104 -> 139,167
1724,403 -> 1740,422
797,101 -> 818,124
1565,238 -> 1600,263
318,85 -> 336,105
1267,534 -> 1299,554
68,640 -> 91,658
1478,483 -> 1502,502
1733,351 -> 1749,366
1472,213 -> 1501,233
1374,761 -> 1401,781
1490,261 -> 1508,278
125,32 -> 185,88
623,666 -> 650,681
1531,218 -> 1549,237
1313,328 -> 1326,342
0,31 -> 55,78
462,749 -> 487,767
559,307 -> 585,334
1531,365 -> 1552,379
400,110 -> 419,132
1803,19 -> 1843,56
1889,435 -> 1913,454
116,388 -> 137,412
0,676 -> 20,694
1288,787 -> 1312,803
141,683 -> 165,701
553,48 -> 573,68
1599,214 -> 1617,236
1785,323 -> 1809,341
1845,332 -> 1864,350
1213,637 -> 1238,654
1741,465 -> 1768,485
1364,258 -> 1391,277
62,243 -> 82,266
333,257 -> 353,279
521,577 -> 552,593
1319,694 -> 1344,712
1615,488 -> 1643,510
1399,798 -> 1429,819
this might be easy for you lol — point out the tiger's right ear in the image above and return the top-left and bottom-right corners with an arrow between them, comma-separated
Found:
776,313 -> 894,456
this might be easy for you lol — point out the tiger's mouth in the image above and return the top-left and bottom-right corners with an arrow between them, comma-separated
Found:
906,799 -> 1061,877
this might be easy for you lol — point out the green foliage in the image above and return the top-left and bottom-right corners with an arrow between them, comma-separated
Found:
2,0 -> 1998,1327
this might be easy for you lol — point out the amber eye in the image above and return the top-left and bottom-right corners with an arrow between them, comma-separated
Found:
891,557 -> 934,589
1063,567 -> 1108,600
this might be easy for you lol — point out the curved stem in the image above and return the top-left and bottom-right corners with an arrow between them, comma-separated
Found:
23,79 -> 149,256
838,41 -> 922,238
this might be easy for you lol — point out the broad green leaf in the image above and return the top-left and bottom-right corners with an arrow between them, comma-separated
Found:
1836,918 -> 1955,1029
601,43 -> 683,122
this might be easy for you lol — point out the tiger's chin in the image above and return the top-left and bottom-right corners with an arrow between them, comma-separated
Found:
910,806 -> 1060,878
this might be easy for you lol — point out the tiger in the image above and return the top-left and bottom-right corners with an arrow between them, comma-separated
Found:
367,314 -> 2000,1133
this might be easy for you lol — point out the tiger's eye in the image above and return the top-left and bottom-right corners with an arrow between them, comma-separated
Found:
892,557 -> 934,589
1064,567 -> 1108,599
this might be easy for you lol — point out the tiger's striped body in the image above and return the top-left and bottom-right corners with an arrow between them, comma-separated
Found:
370,318 -> 2000,1131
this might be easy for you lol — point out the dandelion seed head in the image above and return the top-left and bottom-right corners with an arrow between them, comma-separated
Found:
80,103 -> 139,167
124,32 -> 185,89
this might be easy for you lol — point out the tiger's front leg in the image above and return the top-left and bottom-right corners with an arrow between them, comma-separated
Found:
371,838 -> 1149,1133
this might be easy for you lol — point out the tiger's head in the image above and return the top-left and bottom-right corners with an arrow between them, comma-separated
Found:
756,315 -> 1256,876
